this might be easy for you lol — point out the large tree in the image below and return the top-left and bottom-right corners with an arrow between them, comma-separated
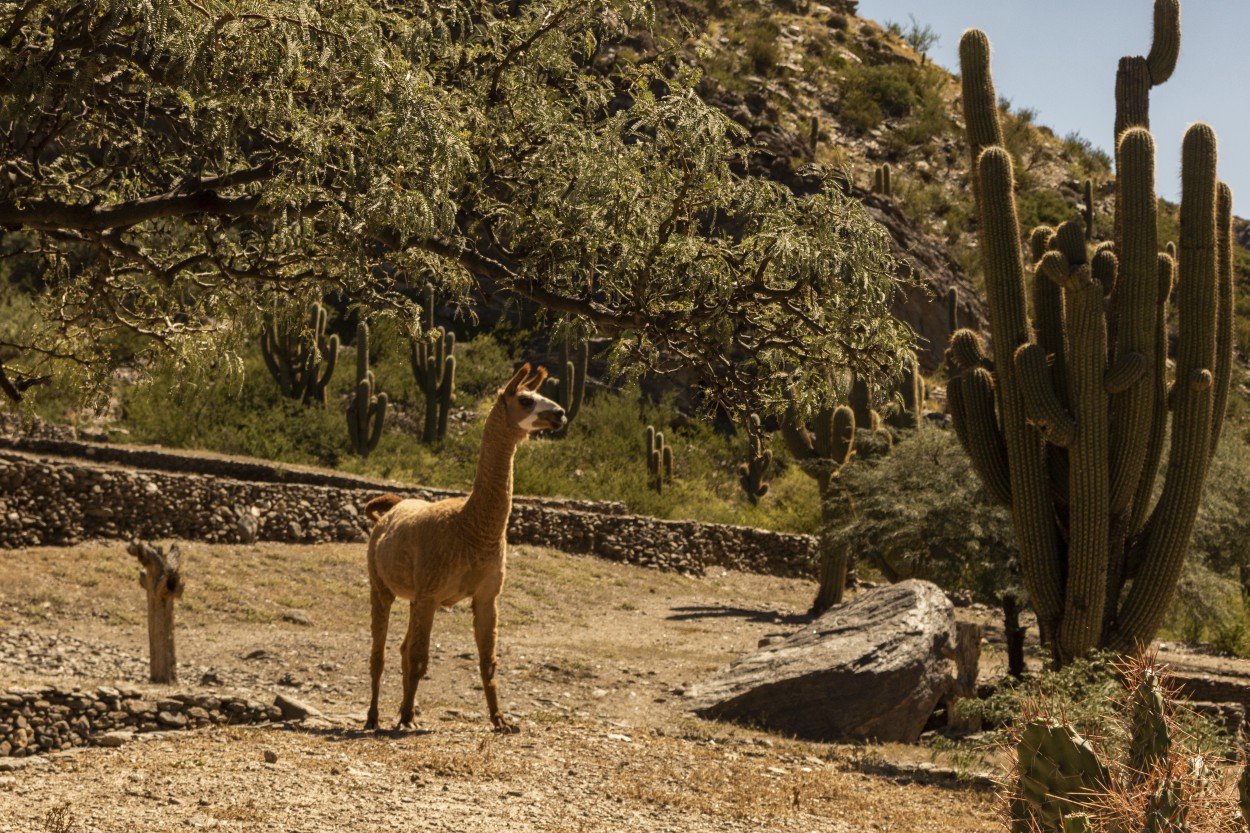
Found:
0,0 -> 913,416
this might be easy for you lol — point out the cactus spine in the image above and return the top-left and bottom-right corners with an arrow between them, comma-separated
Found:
1011,660 -> 1250,833
260,302 -> 339,406
949,2 -> 1233,664
346,322 -> 388,458
738,413 -> 773,504
547,336 -> 588,438
409,285 -> 456,445
645,425 -> 674,494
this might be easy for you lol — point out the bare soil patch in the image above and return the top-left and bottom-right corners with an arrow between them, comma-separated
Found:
0,541 -> 1003,832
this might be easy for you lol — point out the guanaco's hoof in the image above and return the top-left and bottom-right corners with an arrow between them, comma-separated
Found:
396,720 -> 419,732
492,717 -> 520,734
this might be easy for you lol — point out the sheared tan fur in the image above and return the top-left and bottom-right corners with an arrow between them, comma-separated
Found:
363,364 -> 565,733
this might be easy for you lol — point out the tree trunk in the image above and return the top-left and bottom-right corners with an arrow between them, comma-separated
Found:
129,541 -> 183,684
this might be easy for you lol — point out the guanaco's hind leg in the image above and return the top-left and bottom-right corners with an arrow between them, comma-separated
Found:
365,582 -> 395,731
397,597 -> 437,730
473,589 -> 517,733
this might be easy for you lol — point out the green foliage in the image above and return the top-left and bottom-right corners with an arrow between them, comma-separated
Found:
0,0 -> 913,422
742,18 -> 781,75
901,14 -> 939,64
833,426 -> 1017,603
836,64 -> 918,132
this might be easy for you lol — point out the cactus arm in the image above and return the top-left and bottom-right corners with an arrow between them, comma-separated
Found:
1128,252 -> 1176,537
1014,344 -> 1075,448
1209,181 -> 1234,459
948,368 -> 1013,507
1033,256 -> 1070,411
1117,124 -> 1221,649
1059,264 -> 1112,659
1108,128 -> 1161,517
959,30 -> 1004,182
437,354 -> 455,442
1146,0 -> 1181,85
1105,352 -> 1147,394
975,145 -> 1065,640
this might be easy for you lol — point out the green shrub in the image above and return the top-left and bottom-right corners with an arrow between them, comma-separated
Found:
743,20 -> 781,75
832,427 -> 1018,604
837,64 -> 918,132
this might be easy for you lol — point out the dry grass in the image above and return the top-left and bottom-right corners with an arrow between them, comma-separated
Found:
0,541 -> 1004,832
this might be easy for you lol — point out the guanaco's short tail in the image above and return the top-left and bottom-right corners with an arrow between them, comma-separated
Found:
364,493 -> 405,522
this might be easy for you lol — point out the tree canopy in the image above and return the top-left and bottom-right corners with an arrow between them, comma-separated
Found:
0,0 -> 913,416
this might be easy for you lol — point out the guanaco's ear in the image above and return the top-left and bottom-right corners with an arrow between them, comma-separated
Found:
523,365 -> 548,392
502,363 -> 531,396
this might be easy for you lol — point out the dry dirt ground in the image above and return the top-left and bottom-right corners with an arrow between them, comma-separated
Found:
0,541 -> 1005,832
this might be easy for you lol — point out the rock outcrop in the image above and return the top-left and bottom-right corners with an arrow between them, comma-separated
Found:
683,580 -> 956,743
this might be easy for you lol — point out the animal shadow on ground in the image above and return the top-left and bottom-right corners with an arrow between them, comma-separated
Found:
280,723 -> 436,742
666,605 -> 808,626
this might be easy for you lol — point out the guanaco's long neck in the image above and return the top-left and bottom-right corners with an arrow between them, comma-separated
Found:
459,399 -> 526,546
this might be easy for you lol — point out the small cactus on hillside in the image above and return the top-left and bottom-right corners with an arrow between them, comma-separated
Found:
346,322 -> 388,458
737,413 -> 773,504
645,425 -> 674,494
871,163 -> 892,197
409,286 -> 456,445
544,335 -> 588,438
885,352 -> 924,431
260,301 -> 339,406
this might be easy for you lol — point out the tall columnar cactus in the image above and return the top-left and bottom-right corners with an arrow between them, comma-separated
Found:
545,336 -> 588,438
409,287 -> 456,445
260,301 -> 339,406
346,322 -> 388,458
737,413 -> 773,504
783,402 -> 855,614
949,2 -> 1233,664
645,425 -> 674,494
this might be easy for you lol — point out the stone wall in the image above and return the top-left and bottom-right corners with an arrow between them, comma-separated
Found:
0,449 -> 819,578
1,685 -> 283,760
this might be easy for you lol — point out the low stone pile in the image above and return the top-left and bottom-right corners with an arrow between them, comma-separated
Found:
1,685 -> 283,757
0,448 -> 819,578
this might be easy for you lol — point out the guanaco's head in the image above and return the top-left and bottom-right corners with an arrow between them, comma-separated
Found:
499,363 -> 566,433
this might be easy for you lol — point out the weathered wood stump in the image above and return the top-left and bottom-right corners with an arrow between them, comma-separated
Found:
683,580 -> 957,743
944,620 -> 983,732
128,540 -> 183,684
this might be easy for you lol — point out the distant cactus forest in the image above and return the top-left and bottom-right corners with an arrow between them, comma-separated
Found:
1,0 -> 1249,668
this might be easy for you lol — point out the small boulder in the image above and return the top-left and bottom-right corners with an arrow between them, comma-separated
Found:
683,580 -> 955,743
273,694 -> 322,721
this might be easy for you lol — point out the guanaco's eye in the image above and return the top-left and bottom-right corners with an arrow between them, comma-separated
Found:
519,395 -> 534,407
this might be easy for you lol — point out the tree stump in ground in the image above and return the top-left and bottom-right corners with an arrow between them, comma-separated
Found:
944,620 -> 984,732
128,540 -> 183,684
682,580 -> 956,743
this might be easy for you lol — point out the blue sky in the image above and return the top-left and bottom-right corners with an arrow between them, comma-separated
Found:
855,1 -> 1249,207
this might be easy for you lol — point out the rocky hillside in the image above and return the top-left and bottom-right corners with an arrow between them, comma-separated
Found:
650,0 -> 1248,380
